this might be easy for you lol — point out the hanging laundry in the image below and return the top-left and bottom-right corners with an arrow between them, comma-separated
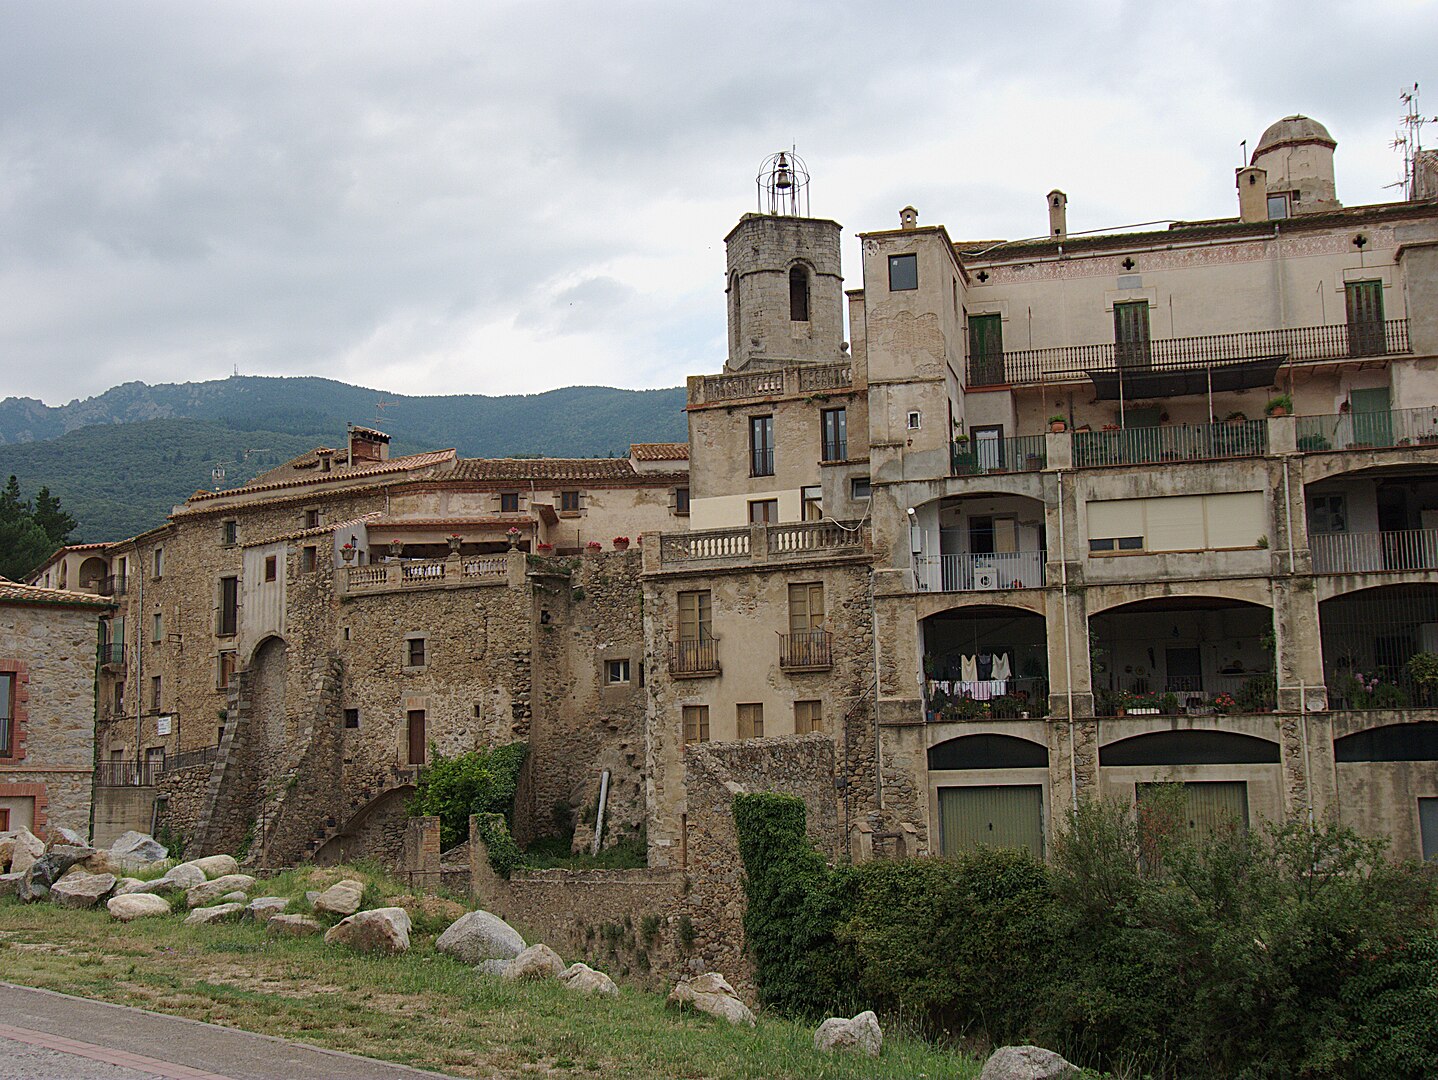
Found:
961,654 -> 977,682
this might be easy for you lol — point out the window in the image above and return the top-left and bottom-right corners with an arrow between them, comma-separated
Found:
674,487 -> 690,515
678,590 -> 712,642
1087,491 -> 1266,554
738,703 -> 764,739
749,499 -> 778,524
683,705 -> 710,744
851,476 -> 872,499
1114,301 -> 1152,370
113,681 -> 124,716
789,265 -> 810,322
788,582 -> 825,633
0,673 -> 13,755
607,659 -> 631,684
152,613 -> 163,643
406,636 -> 427,668
802,486 -> 823,521
304,508 -> 320,529
1346,280 -> 1386,357
406,710 -> 426,765
969,313 -> 1004,384
264,555 -> 278,582
560,490 -> 581,513
222,520 -> 237,546
500,492 -> 520,513
218,577 -> 238,636
1266,193 -> 1290,220
907,411 -> 922,430
888,253 -> 918,291
217,651 -> 237,691
795,699 -> 823,734
750,415 -> 774,476
821,407 -> 847,461
344,708 -> 360,729
153,547 -> 164,578
1308,495 -> 1347,535
150,675 -> 162,713
301,546 -> 317,572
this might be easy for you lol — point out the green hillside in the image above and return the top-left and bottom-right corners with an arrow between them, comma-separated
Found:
0,378 -> 689,543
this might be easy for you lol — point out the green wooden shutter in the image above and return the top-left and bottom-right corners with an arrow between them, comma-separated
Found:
1345,280 -> 1386,357
1113,302 -> 1152,371
968,314 -> 1004,385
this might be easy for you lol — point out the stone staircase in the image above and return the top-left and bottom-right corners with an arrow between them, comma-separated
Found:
185,671 -> 252,857
302,765 -> 420,860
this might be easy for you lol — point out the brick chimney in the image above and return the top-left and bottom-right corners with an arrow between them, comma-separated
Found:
347,425 -> 390,464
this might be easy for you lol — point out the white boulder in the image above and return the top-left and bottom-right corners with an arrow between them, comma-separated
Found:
325,907 -> 412,954
311,878 -> 364,917
108,893 -> 171,921
49,871 -> 116,909
815,1011 -> 882,1056
267,914 -> 325,937
185,874 -> 256,908
188,854 -> 239,879
667,972 -> 756,1026
979,1046 -> 1081,1080
246,897 -> 290,923
558,962 -> 618,996
436,910 -> 525,964
184,902 -> 246,926
503,943 -> 566,981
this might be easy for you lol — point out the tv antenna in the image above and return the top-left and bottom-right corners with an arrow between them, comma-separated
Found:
209,447 -> 273,491
1388,83 -> 1437,199
374,398 -> 400,429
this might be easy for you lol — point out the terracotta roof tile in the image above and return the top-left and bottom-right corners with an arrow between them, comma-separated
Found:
0,579 -> 115,609
630,442 -> 690,461
182,449 -> 456,505
451,458 -> 640,482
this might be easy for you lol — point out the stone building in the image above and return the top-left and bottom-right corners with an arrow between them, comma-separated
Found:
0,578 -> 113,836
32,115 -> 1438,894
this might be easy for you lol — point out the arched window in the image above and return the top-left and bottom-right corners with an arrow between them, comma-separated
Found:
789,265 -> 810,322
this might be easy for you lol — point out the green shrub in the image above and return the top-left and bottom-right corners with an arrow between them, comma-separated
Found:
408,743 -> 526,850
473,813 -> 522,878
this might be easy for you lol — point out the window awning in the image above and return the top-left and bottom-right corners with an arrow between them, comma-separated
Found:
1087,355 -> 1286,401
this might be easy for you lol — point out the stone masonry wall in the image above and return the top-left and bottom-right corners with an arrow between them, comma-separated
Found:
0,601 -> 106,836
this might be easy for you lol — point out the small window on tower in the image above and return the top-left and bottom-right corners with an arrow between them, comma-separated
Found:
789,265 -> 810,322
264,555 -> 277,582
888,253 -> 918,291
344,709 -> 360,729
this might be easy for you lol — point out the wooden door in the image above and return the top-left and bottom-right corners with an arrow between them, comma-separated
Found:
406,710 -> 426,766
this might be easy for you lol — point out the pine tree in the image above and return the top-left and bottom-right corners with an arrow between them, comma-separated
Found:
0,516 -> 53,581
31,486 -> 77,545
0,475 -> 23,524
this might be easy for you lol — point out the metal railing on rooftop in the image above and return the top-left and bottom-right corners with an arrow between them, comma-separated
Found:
1073,419 -> 1267,466
1296,405 -> 1438,452
968,319 -> 1410,387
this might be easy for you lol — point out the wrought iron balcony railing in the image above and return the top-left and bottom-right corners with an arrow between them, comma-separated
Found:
669,638 -> 720,677
1074,419 -> 1267,466
97,641 -> 126,667
99,574 -> 128,597
914,551 -> 1046,593
967,319 -> 1410,388
1311,528 -> 1438,574
1296,405 -> 1438,452
951,434 -> 1047,476
779,629 -> 833,670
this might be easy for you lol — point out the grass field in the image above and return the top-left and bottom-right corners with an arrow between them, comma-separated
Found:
0,863 -> 983,1079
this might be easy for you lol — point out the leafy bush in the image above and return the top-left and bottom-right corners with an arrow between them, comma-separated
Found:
473,813 -> 522,878
733,788 -> 1438,1079
408,743 -> 526,850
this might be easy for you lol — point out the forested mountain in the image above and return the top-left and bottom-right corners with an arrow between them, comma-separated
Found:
0,377 -> 688,543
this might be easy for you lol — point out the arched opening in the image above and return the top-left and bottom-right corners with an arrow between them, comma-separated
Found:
928,733 -> 1049,770
1335,722 -> 1438,762
1333,721 -> 1438,860
788,264 -> 809,322
1089,596 -> 1275,716
922,605 -> 1048,719
248,636 -> 290,758
1099,729 -> 1280,766
913,494 -> 1047,593
1319,584 -> 1438,708
78,556 -> 107,593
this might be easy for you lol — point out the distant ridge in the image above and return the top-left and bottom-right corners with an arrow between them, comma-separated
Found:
0,377 -> 688,542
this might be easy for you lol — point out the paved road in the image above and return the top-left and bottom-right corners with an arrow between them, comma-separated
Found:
0,983 -> 458,1080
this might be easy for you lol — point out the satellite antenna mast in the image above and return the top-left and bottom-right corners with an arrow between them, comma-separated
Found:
374,398 -> 399,429
1389,83 -> 1437,199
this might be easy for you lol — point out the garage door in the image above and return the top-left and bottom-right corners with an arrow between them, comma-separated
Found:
938,785 -> 1044,858
1138,781 -> 1249,840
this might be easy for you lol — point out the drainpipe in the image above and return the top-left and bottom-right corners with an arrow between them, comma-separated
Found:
1057,471 -> 1078,813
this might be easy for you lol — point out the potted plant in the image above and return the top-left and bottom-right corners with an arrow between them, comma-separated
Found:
506,526 -> 521,550
340,542 -> 355,564
1049,414 -> 1068,433
586,541 -> 603,552
1212,692 -> 1237,715
612,536 -> 631,551
1224,411 -> 1248,424
1264,394 -> 1292,418
387,539 -> 404,558
536,542 -> 554,555
447,534 -> 463,554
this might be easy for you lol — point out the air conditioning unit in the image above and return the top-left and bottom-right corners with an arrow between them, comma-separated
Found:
973,560 -> 998,591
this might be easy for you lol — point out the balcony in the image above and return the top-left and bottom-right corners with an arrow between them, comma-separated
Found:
97,641 -> 126,668
1312,529 -> 1438,575
341,555 -> 508,595
1073,419 -> 1267,467
914,551 -> 1046,593
669,639 -> 719,677
99,574 -> 128,597
951,434 -> 1046,476
689,362 -> 853,407
656,520 -> 867,570
968,319 -> 1410,390
1296,406 -> 1438,452
779,629 -> 833,671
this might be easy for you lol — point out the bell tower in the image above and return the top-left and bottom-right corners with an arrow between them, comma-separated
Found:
724,151 -> 845,372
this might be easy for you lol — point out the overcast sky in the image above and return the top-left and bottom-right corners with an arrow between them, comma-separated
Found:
1,1 -> 1433,406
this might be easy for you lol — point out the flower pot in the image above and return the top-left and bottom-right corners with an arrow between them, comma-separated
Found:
1050,422 -> 1067,433
447,536 -> 462,553
613,540 -> 630,551
1268,406 -> 1287,417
